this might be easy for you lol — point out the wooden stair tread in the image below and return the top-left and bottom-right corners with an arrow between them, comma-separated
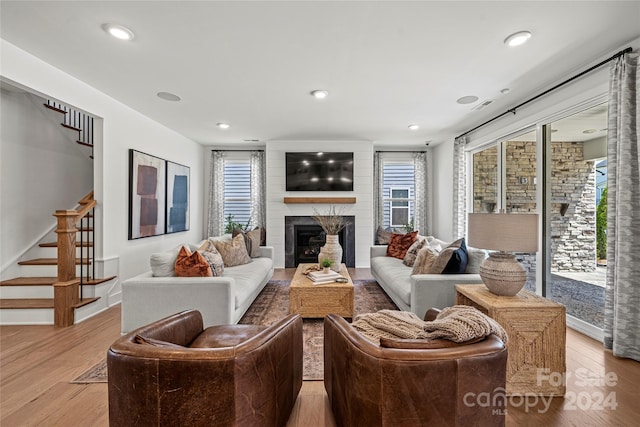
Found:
0,297 -> 100,309
1,277 -> 57,286
85,276 -> 116,286
0,299 -> 54,309
76,140 -> 93,147
61,123 -> 81,132
43,103 -> 66,114
39,242 -> 93,248
74,297 -> 100,308
18,258 -> 91,266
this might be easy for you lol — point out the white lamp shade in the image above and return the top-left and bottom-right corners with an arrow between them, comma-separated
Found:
468,213 -> 538,253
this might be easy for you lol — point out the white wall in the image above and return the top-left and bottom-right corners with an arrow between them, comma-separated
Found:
0,88 -> 93,274
431,141 -> 455,241
265,141 -> 374,268
1,40 -> 205,284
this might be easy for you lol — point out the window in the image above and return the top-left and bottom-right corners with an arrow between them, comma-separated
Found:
389,187 -> 410,227
223,157 -> 251,228
382,161 -> 414,229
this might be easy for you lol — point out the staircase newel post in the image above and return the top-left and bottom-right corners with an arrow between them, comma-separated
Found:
53,210 -> 79,327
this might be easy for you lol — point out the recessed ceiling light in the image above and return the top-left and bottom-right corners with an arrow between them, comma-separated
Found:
408,124 -> 419,130
217,123 -> 230,129
583,129 -> 597,134
456,96 -> 479,105
504,31 -> 532,47
157,92 -> 181,102
101,23 -> 135,41
311,90 -> 328,99
500,88 -> 511,95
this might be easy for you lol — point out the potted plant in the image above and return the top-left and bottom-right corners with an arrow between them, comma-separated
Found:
320,258 -> 333,273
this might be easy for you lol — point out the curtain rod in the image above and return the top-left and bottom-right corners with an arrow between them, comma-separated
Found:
455,46 -> 633,140
211,149 -> 264,152
375,150 -> 427,153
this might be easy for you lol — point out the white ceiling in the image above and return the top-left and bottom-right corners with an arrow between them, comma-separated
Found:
1,1 -> 639,148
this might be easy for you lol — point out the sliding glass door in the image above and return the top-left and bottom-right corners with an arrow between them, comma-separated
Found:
542,103 -> 607,331
470,129 -> 538,290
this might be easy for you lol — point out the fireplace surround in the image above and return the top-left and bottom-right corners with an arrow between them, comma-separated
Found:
285,216 -> 355,267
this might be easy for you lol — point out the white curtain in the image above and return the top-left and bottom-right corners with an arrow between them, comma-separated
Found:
604,53 -> 640,361
413,151 -> 428,234
250,150 -> 266,228
206,150 -> 226,237
452,136 -> 468,239
373,152 -> 384,234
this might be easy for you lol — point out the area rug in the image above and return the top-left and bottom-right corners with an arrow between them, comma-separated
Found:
71,359 -> 108,383
71,279 -> 397,384
239,279 -> 397,380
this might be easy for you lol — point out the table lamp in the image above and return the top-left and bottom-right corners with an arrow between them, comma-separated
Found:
467,213 -> 538,296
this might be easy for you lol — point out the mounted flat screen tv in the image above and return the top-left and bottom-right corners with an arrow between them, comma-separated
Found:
286,152 -> 354,191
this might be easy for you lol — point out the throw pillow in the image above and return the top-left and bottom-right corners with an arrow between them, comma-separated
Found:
213,234 -> 251,267
411,247 -> 439,275
197,240 -> 225,276
386,231 -> 418,259
150,245 -> 182,277
255,226 -> 267,246
232,228 -> 252,256
466,246 -> 488,274
403,237 -> 426,267
245,228 -> 263,257
376,226 -> 395,245
134,334 -> 186,349
174,246 -> 213,277
428,238 -> 468,274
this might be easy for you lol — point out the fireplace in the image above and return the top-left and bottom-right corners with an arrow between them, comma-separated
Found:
285,216 -> 355,267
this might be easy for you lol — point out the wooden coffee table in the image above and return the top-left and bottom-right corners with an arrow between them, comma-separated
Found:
289,263 -> 354,318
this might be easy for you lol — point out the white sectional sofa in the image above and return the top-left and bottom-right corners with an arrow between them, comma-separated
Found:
121,246 -> 274,333
370,242 -> 484,319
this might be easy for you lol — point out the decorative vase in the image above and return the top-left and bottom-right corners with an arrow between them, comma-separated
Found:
323,267 -> 330,274
479,252 -> 527,296
318,235 -> 342,273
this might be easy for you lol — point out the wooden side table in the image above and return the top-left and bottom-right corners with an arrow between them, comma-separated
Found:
289,263 -> 354,318
456,284 -> 566,396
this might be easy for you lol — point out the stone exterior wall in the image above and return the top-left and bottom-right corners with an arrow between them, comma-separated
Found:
472,141 -> 596,273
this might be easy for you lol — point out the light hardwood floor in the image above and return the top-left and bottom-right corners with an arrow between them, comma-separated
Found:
1,268 -> 638,426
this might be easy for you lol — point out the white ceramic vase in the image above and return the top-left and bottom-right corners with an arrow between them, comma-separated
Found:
318,235 -> 342,272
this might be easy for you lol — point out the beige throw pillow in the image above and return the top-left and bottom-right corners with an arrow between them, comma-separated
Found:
197,240 -> 225,276
212,234 -> 251,267
411,247 -> 439,275
403,238 -> 426,267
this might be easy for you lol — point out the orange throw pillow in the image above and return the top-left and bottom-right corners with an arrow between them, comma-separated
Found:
386,231 -> 418,259
174,246 -> 213,277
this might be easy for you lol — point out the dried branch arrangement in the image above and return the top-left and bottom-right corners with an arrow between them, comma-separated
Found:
313,206 -> 350,235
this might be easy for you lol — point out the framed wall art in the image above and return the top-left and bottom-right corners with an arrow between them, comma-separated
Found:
129,149 -> 166,239
166,161 -> 190,233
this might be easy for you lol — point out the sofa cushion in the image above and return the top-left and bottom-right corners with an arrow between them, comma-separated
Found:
213,234 -> 251,267
376,226 -> 394,245
150,245 -> 182,277
370,256 -> 412,306
134,334 -> 186,349
175,246 -> 213,277
411,247 -> 439,274
223,257 -> 273,308
190,324 -> 267,348
429,238 -> 468,274
403,237 -> 426,267
197,240 -> 225,276
386,231 -> 418,259
245,229 -> 263,257
466,246 -> 488,274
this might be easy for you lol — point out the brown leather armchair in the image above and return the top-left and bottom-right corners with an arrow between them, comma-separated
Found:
108,309 -> 303,427
324,309 -> 507,427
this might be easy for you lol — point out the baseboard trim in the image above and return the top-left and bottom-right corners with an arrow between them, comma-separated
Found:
567,314 -> 603,342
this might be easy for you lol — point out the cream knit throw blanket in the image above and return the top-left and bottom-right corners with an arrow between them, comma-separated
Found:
352,306 -> 508,345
